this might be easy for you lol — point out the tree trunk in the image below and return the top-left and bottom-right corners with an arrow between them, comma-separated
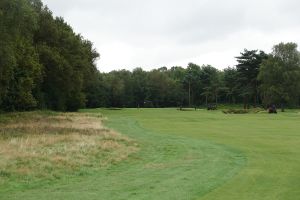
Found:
253,95 -> 257,108
188,81 -> 191,107
281,103 -> 285,112
244,97 -> 249,109
254,83 -> 257,108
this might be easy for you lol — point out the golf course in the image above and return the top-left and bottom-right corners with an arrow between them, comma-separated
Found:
1,108 -> 299,200
2,0 -> 300,199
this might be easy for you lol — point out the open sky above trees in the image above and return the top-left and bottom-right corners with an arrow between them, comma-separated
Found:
43,0 -> 300,72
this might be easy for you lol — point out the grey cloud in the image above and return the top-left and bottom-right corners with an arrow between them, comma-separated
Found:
42,0 -> 300,71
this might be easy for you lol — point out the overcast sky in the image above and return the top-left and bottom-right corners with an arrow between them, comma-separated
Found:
43,0 -> 300,72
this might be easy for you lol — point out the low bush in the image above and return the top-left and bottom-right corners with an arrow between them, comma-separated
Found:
223,108 -> 265,114
223,109 -> 250,114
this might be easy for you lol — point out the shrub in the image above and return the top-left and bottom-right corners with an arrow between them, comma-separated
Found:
223,108 -> 265,114
222,109 -> 250,114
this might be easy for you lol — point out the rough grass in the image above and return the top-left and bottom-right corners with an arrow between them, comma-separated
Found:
0,112 -> 138,182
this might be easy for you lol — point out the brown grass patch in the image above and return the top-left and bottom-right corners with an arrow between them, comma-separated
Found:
0,112 -> 138,180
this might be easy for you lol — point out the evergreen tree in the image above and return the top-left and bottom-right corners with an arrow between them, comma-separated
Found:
236,49 -> 268,108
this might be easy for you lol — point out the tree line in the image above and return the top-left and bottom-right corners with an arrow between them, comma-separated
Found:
1,0 -> 300,111
94,44 -> 300,110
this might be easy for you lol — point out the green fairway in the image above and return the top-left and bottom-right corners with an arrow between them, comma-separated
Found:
1,108 -> 300,200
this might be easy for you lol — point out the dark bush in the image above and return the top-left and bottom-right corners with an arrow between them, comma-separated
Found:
268,105 -> 277,114
207,104 -> 217,110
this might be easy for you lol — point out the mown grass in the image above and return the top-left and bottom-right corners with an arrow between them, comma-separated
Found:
1,108 -> 299,200
85,108 -> 300,200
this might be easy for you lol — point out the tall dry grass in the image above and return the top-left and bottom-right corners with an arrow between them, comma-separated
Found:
0,112 -> 138,180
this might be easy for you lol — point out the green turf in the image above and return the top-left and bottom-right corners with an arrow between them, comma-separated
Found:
1,108 -> 300,199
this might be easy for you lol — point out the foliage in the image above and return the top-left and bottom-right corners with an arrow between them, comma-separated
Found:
236,49 -> 268,108
222,108 -> 250,114
1,1 -> 300,110
259,42 -> 300,108
0,0 -> 99,111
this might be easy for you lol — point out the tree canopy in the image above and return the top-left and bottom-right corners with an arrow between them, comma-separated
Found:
1,0 -> 300,111
0,0 -> 99,111
258,42 -> 300,109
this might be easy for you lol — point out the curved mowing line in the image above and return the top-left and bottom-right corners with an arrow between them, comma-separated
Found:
103,116 -> 247,200
0,116 -> 247,200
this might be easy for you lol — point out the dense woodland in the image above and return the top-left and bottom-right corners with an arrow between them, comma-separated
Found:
1,0 -> 300,111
